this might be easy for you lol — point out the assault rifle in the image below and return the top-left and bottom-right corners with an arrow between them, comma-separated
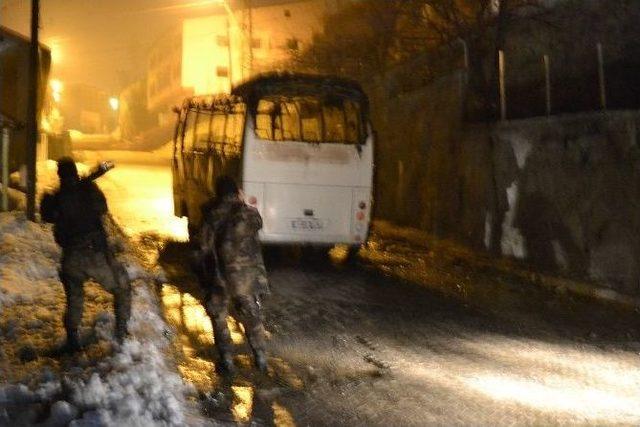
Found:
82,160 -> 115,182
198,227 -> 227,289
39,160 -> 115,224
197,202 -> 243,289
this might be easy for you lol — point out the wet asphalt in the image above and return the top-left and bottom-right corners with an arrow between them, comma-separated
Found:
98,161 -> 640,426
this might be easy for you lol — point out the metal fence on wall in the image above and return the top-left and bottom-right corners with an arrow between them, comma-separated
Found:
499,43 -> 640,121
376,40 -> 640,123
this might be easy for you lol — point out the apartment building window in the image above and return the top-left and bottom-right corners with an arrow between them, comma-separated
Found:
216,66 -> 229,78
217,35 -> 229,47
284,9 -> 291,17
251,38 -> 262,49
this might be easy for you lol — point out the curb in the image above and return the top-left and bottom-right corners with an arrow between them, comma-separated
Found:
371,220 -> 640,312
537,274 -> 640,311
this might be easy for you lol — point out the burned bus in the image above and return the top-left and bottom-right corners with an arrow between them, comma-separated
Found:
172,73 -> 374,247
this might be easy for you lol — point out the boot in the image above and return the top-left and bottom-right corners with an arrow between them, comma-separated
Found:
253,349 -> 268,373
115,322 -> 129,345
217,350 -> 236,376
61,330 -> 81,354
115,330 -> 130,345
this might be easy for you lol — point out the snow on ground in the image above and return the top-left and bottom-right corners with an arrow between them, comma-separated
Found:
0,211 -> 205,426
0,212 -> 59,307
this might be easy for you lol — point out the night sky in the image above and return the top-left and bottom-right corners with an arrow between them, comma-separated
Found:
0,0 -> 297,93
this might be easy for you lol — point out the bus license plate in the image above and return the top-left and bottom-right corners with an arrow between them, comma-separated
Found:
290,218 -> 324,231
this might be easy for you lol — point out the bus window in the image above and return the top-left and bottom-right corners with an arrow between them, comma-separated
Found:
211,112 -> 226,144
194,111 -> 212,150
323,104 -> 345,142
226,112 -> 244,146
281,101 -> 301,141
256,99 -> 276,140
299,98 -> 321,142
253,96 -> 361,144
174,112 -> 184,152
183,110 -> 197,150
344,100 -> 361,143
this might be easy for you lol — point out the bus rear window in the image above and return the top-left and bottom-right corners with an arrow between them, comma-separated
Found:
182,103 -> 245,154
255,96 -> 363,144
183,110 -> 197,150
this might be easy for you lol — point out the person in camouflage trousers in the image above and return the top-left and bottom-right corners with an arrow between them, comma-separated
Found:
198,175 -> 270,374
40,157 -> 131,352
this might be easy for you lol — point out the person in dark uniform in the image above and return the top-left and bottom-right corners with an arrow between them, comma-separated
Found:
40,157 -> 131,352
198,175 -> 270,374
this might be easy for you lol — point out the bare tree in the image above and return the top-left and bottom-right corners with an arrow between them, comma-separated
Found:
290,0 -> 548,118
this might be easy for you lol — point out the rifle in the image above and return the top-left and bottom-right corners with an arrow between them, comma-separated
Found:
40,161 -> 115,224
81,160 -> 115,183
198,226 -> 227,289
198,202 -> 244,289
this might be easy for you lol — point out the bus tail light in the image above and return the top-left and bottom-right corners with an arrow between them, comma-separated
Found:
352,190 -> 371,243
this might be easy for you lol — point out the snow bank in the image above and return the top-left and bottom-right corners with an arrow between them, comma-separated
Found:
0,212 -> 60,305
0,212 -> 200,426
66,284 -> 191,426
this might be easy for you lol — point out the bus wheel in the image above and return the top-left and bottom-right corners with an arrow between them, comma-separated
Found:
327,244 -> 360,265
345,245 -> 362,264
187,223 -> 200,248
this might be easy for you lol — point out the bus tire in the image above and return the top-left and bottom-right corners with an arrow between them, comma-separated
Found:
345,245 -> 362,264
178,200 -> 188,218
187,222 -> 200,248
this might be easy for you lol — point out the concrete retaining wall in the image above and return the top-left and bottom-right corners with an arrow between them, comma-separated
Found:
370,75 -> 640,295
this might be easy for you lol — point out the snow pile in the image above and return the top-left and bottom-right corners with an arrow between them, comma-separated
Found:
0,212 -> 199,426
65,284 -> 190,426
0,212 -> 60,305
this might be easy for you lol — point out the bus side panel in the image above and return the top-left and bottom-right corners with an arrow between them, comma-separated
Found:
172,155 -> 184,217
181,151 -> 207,231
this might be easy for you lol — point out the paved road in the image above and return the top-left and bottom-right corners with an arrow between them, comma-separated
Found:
99,160 -> 640,426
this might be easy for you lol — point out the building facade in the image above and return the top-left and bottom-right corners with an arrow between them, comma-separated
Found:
0,26 -> 51,172
146,0 -> 344,125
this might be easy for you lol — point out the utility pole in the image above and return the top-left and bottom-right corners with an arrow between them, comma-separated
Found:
26,0 -> 40,221
247,0 -> 253,76
543,54 -> 551,116
597,42 -> 607,110
498,50 -> 506,121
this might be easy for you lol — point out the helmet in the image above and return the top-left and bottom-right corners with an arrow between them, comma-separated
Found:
215,175 -> 239,198
57,157 -> 79,180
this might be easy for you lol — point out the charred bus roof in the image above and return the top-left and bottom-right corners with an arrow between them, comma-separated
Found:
231,72 -> 369,115
179,94 -> 244,113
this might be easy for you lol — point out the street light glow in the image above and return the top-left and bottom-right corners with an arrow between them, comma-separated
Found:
109,97 -> 119,111
50,79 -> 63,94
50,79 -> 63,103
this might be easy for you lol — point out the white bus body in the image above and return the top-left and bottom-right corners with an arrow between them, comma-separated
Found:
172,73 -> 374,246
242,116 -> 374,245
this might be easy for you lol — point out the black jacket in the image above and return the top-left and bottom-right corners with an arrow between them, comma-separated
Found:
40,179 -> 109,249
